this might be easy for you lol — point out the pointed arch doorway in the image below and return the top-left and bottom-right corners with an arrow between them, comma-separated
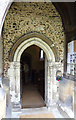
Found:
20,45 -> 45,108
8,35 -> 61,110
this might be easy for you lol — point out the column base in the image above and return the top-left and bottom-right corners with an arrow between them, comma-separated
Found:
11,102 -> 21,112
46,102 -> 57,109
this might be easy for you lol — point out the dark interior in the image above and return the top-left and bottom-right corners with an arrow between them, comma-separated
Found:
20,45 -> 45,107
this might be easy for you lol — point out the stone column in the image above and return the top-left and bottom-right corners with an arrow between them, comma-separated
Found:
14,62 -> 20,102
13,62 -> 21,111
8,62 -> 21,111
8,62 -> 15,102
46,61 -> 63,108
46,60 -> 53,107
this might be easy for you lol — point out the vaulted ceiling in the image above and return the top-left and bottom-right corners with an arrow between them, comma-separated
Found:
53,2 -> 76,42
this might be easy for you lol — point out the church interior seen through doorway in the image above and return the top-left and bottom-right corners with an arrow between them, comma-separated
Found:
20,45 -> 45,108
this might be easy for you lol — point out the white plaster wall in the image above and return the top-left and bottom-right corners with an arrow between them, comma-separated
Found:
0,0 -> 13,34
0,88 -> 6,119
0,1 -> 12,118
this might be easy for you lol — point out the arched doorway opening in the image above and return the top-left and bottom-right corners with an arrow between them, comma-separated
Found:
20,45 -> 45,108
8,36 -> 62,110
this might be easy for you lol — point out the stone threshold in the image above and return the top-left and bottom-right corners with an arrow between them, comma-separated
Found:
9,106 -> 63,118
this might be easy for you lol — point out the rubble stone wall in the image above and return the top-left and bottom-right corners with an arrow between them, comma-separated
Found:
3,2 -> 64,77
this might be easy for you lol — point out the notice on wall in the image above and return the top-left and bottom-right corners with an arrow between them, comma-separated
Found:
67,40 -> 76,75
74,40 -> 76,52
67,41 -> 74,53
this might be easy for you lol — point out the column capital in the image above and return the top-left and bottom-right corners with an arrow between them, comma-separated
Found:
13,61 -> 20,69
47,61 -> 63,68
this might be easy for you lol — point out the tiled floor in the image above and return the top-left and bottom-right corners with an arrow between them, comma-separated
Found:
22,83 -> 45,108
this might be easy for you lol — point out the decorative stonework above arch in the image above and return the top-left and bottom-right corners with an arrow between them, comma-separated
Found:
9,32 -> 59,62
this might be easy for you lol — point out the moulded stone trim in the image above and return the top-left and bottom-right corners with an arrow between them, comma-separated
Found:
8,32 -> 59,62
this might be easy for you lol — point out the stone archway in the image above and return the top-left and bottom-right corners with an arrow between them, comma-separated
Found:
8,37 -> 63,111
